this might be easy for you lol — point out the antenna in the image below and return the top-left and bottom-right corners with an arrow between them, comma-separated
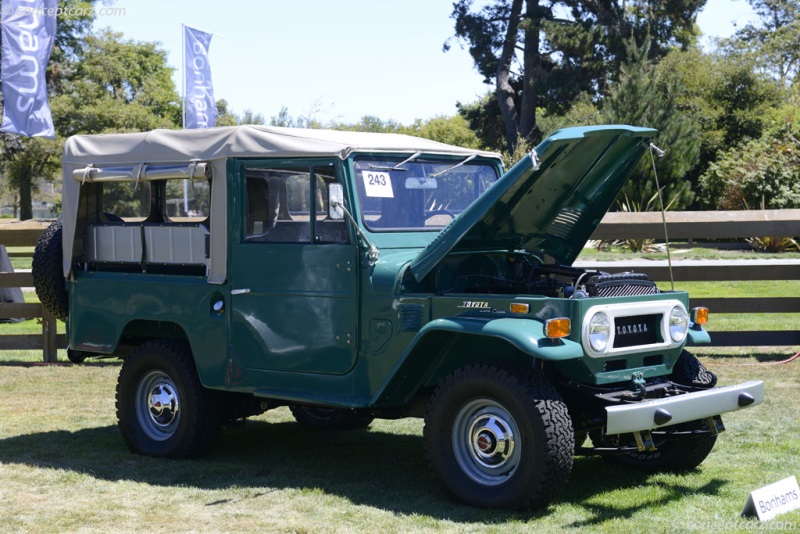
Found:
649,143 -> 674,291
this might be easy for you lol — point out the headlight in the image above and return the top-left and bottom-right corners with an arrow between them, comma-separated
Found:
669,306 -> 689,342
588,312 -> 610,352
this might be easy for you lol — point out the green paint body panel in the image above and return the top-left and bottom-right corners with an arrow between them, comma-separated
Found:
64,125 -> 713,410
67,273 -> 229,387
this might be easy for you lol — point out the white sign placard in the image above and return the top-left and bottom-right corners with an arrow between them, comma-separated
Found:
361,171 -> 393,198
741,475 -> 800,521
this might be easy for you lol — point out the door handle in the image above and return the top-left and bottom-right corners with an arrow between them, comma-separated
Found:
231,288 -> 251,295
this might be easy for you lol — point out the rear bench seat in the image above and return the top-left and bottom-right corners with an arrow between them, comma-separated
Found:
84,224 -> 209,273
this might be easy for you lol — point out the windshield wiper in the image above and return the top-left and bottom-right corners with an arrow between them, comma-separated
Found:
368,151 -> 421,171
431,154 -> 477,177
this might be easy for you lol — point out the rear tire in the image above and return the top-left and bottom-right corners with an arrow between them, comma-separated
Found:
116,340 -> 222,458
424,363 -> 573,509
32,219 -> 69,321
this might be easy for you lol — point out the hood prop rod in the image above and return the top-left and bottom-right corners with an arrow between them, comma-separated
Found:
648,142 -> 674,291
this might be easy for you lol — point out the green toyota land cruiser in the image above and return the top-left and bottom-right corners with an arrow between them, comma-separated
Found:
33,124 -> 764,509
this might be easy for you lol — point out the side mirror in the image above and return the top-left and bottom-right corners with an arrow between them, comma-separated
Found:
329,183 -> 344,220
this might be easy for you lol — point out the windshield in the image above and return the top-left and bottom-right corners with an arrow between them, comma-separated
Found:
354,156 -> 498,231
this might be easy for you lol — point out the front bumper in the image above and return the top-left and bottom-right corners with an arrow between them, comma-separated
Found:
605,380 -> 764,434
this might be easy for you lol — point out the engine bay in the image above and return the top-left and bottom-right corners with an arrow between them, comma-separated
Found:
411,252 -> 660,298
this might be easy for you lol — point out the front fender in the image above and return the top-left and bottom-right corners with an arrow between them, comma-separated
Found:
370,316 -> 584,407
687,325 -> 711,345
415,316 -> 585,361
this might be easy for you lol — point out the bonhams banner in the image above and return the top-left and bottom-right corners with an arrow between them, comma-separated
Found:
1,0 -> 57,138
184,25 -> 217,129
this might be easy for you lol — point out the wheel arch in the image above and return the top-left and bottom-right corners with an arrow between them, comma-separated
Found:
372,317 -> 584,407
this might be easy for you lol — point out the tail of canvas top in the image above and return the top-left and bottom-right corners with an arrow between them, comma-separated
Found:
30,124 -> 765,511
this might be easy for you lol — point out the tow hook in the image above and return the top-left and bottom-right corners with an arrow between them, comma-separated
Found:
630,372 -> 647,400
706,416 -> 726,436
633,430 -> 656,452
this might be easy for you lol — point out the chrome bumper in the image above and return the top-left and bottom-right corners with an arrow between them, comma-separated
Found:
605,380 -> 765,435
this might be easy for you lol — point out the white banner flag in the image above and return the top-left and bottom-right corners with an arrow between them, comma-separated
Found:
1,0 -> 58,138
183,25 -> 217,129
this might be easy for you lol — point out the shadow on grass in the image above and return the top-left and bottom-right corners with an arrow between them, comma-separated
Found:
702,351 -> 800,363
0,419 -> 728,524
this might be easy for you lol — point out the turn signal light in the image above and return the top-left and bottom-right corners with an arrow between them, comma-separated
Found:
691,307 -> 709,325
510,303 -> 530,314
545,318 -> 571,339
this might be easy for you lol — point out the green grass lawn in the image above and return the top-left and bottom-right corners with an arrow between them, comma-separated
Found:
577,245 -> 800,262
0,353 -> 797,532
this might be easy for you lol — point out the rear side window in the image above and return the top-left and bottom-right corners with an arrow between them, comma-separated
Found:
165,179 -> 211,222
101,182 -> 152,221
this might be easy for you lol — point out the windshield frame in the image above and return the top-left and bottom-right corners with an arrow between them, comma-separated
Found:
350,153 -> 501,233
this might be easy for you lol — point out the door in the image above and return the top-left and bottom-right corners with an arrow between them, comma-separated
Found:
229,163 -> 359,374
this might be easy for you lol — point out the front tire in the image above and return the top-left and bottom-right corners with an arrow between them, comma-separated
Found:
116,340 -> 222,458
424,364 -> 574,509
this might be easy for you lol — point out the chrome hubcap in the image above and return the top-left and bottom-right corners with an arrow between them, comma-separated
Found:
452,398 -> 521,486
148,384 -> 179,427
136,371 -> 180,441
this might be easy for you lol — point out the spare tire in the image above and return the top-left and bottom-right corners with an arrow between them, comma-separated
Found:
32,219 -> 69,321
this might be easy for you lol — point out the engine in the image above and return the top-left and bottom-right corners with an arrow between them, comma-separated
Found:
417,252 -> 660,298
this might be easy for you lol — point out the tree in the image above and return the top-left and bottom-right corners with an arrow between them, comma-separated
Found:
448,0 -> 706,151
401,115 -> 483,149
214,99 -> 238,126
2,139 -> 61,220
51,29 -> 180,136
269,106 -> 324,129
236,108 -> 267,126
655,46 -> 782,194
725,0 -> 800,88
698,100 -> 800,210
601,39 -> 700,210
457,93 -> 509,152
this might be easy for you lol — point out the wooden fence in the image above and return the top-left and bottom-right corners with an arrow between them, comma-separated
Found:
0,210 -> 798,361
583,208 -> 800,347
0,222 -> 65,362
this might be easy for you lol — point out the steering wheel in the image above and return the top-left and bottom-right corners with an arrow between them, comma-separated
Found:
424,209 -> 456,222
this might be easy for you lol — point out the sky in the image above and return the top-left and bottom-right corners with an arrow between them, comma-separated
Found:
94,0 -> 760,126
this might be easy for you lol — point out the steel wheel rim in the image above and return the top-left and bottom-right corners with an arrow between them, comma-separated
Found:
452,398 -> 521,487
135,370 -> 180,441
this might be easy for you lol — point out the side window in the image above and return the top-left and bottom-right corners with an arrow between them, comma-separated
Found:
165,179 -> 211,222
245,168 -> 311,243
101,182 -> 152,221
314,166 -> 349,244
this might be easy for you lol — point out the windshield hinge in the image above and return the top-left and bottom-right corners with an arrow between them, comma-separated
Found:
330,198 -> 380,266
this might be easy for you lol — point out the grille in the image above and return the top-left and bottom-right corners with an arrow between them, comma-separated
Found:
613,314 -> 660,348
586,272 -> 659,297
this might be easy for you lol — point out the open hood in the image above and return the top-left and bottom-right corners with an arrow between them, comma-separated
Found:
410,125 -> 657,281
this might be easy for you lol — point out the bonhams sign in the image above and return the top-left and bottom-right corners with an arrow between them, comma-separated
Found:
0,0 -> 57,138
183,25 -> 217,129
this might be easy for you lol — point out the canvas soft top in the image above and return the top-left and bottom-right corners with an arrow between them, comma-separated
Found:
61,125 -> 501,283
61,125 -> 500,163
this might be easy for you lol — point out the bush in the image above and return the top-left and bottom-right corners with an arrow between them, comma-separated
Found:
698,110 -> 800,210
